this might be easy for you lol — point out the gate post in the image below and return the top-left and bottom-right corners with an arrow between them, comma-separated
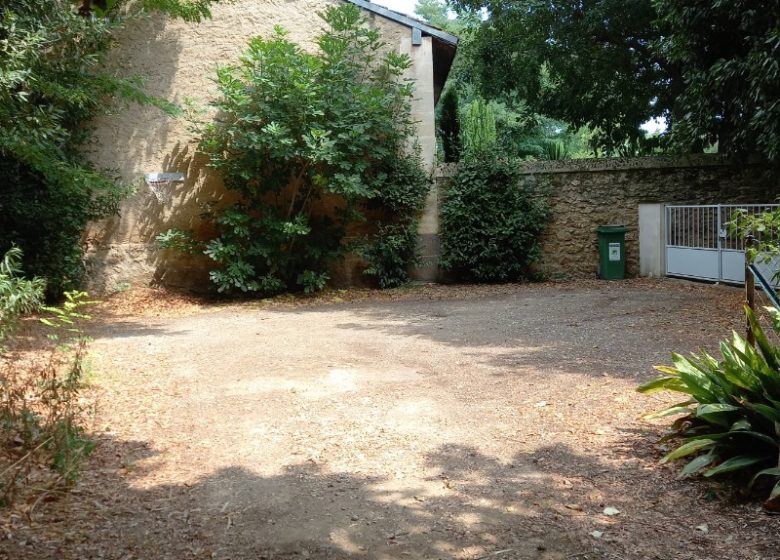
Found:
717,204 -> 724,283
639,203 -> 665,277
745,235 -> 756,347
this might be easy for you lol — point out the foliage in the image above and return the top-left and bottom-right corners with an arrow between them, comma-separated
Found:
0,287 -> 95,506
415,0 -> 453,32
487,95 -> 594,160
416,3 -> 596,161
439,154 -> 549,282
461,97 -> 497,155
437,87 -> 461,163
728,207 -> 780,276
638,307 -> 780,506
450,0 -> 669,154
0,0 -> 218,296
542,139 -> 568,161
656,1 -> 780,164
75,0 -> 217,21
359,222 -> 420,289
414,0 -> 480,35
448,0 -> 780,163
160,5 -> 429,294
1,1 -> 123,294
0,248 -> 45,343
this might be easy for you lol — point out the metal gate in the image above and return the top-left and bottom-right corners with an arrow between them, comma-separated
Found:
665,204 -> 780,284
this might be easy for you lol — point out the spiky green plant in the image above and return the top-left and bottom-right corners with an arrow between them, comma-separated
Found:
542,139 -> 568,160
461,97 -> 497,156
639,306 -> 780,507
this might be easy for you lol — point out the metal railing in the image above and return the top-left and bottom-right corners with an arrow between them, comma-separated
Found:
666,204 -> 779,251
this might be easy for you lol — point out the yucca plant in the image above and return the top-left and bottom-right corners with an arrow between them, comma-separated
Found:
542,139 -> 568,160
639,306 -> 780,508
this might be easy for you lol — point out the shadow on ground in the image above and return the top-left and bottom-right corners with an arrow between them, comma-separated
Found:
3,429 -> 778,560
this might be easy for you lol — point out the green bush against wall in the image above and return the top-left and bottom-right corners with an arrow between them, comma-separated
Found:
440,154 -> 549,282
159,5 -> 430,294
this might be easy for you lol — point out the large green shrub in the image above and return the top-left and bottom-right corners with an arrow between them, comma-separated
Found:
0,0 -> 218,296
439,155 -> 549,282
1,1 -> 125,295
160,5 -> 429,294
639,307 -> 780,507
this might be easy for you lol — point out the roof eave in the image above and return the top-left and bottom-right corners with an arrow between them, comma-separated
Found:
345,0 -> 459,46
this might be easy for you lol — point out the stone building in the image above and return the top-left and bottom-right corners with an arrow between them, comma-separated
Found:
84,0 -> 457,292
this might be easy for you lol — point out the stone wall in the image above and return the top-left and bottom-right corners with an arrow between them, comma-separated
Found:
82,0 -> 437,293
434,155 -> 779,280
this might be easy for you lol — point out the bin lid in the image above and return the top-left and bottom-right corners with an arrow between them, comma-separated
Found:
596,225 -> 627,233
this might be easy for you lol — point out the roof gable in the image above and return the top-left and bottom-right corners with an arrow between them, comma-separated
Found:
345,0 -> 458,46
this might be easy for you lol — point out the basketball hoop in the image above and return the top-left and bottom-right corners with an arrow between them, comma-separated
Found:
144,172 -> 185,204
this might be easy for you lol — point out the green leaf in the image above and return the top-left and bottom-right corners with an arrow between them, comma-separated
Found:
697,403 -> 740,415
637,376 -> 689,394
749,467 -> 780,489
695,403 -> 740,428
747,403 -> 780,424
684,430 -> 778,448
642,406 -> 693,421
661,439 -> 716,464
669,353 -> 717,402
703,455 -> 771,477
680,453 -> 717,477
747,309 -> 779,371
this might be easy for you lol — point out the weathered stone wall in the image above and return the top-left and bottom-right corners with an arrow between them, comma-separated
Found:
83,0 -> 435,293
435,155 -> 779,280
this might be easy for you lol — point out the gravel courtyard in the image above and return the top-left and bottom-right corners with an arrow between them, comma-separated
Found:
3,279 -> 780,560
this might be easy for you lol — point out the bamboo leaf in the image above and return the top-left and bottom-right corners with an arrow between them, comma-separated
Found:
670,353 -> 716,402
697,403 -> 740,415
748,403 -> 780,424
653,365 -> 681,376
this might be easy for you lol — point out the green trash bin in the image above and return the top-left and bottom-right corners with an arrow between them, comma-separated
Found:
596,225 -> 627,280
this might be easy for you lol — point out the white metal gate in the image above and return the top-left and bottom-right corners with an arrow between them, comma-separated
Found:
665,204 -> 780,284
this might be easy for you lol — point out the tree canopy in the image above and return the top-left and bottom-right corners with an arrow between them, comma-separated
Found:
0,0 -> 218,295
446,0 -> 780,163
657,0 -> 780,162
417,0 -> 597,160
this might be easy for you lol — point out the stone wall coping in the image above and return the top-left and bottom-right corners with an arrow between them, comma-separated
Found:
433,154 -> 758,179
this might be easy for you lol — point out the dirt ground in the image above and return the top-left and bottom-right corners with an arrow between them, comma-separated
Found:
3,278 -> 780,559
